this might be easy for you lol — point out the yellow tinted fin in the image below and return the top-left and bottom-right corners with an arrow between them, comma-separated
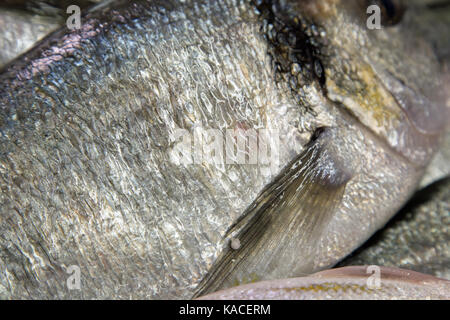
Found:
194,128 -> 352,297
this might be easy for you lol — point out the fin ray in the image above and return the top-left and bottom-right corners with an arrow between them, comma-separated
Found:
194,128 -> 352,297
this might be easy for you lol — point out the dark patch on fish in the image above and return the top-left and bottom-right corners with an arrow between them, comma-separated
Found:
255,0 -> 327,94
427,0 -> 450,9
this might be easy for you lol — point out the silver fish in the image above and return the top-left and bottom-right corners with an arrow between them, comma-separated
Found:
0,0 -> 448,299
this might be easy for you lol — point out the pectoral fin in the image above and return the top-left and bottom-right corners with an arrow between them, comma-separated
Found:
194,127 -> 353,297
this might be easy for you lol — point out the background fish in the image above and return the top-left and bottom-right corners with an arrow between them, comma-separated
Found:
0,0 -> 448,299
197,266 -> 450,300
0,1 -> 108,69
0,8 -> 60,68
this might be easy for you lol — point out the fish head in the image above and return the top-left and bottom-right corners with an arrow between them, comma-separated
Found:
290,0 -> 449,165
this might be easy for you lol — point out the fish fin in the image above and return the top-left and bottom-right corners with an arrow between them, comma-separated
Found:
193,127 -> 353,298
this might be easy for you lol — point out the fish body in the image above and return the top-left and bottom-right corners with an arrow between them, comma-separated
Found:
0,0 -> 448,299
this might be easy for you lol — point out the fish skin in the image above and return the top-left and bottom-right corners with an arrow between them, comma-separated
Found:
339,178 -> 450,280
0,0 -> 447,299
196,266 -> 450,300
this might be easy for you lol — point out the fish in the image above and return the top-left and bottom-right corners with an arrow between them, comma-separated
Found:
197,266 -> 450,300
0,0 -> 448,299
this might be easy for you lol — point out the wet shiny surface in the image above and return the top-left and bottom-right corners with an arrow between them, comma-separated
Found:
0,0 -> 447,299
